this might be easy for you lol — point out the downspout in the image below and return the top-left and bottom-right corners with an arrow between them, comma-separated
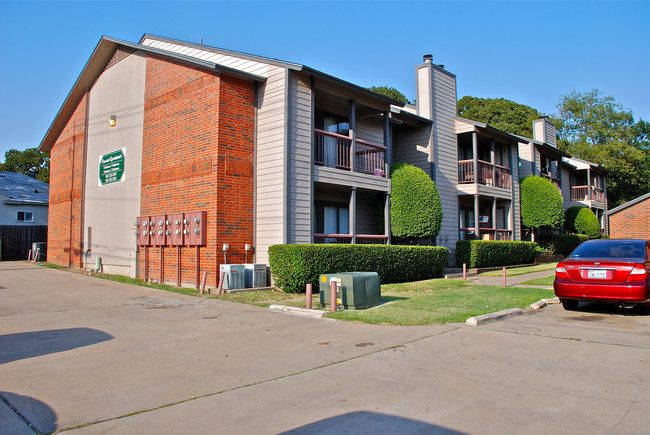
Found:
80,89 -> 90,268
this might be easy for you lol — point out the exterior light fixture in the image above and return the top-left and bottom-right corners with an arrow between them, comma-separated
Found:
108,115 -> 116,127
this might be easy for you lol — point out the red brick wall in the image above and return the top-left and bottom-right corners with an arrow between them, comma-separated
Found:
48,94 -> 87,267
608,198 -> 650,239
139,56 -> 255,287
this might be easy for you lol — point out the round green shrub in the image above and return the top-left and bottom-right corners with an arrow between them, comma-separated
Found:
520,176 -> 564,231
390,163 -> 442,239
574,208 -> 601,238
564,206 -> 582,233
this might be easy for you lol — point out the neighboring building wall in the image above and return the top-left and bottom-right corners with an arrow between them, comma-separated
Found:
138,55 -> 256,287
0,204 -> 48,225
287,71 -> 312,244
83,50 -> 146,275
393,125 -> 431,173
608,198 -> 650,239
255,66 -> 289,265
48,94 -> 87,267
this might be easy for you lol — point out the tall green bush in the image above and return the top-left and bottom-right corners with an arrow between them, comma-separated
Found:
456,240 -> 538,268
565,206 -> 600,238
520,176 -> 564,237
268,244 -> 449,293
390,163 -> 442,240
538,234 -> 589,255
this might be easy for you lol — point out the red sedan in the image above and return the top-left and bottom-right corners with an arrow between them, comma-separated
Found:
554,239 -> 650,310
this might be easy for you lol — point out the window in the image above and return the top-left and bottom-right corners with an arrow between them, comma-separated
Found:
17,211 -> 33,222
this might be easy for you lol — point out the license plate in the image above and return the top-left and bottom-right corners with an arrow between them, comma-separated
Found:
588,269 -> 607,279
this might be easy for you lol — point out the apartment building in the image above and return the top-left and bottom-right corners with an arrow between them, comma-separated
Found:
39,34 -> 605,287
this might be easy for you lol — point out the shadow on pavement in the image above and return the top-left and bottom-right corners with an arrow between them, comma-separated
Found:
568,301 -> 650,317
0,328 -> 113,364
1,391 -> 57,434
280,411 -> 465,434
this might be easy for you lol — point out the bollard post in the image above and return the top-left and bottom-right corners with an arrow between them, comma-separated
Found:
27,249 -> 32,261
330,279 -> 337,312
306,284 -> 312,309
502,267 -> 507,288
462,263 -> 467,281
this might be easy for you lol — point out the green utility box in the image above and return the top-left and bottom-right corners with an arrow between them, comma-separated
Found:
319,272 -> 381,310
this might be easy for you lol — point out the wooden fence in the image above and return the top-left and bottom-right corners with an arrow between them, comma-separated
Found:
0,225 -> 48,260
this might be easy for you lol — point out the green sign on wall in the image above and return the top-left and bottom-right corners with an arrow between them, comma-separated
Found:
99,148 -> 125,185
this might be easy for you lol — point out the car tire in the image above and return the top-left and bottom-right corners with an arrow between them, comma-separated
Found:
561,299 -> 579,311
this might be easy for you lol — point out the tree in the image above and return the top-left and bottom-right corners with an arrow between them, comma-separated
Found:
0,148 -> 50,183
457,96 -> 543,137
367,86 -> 411,104
520,176 -> 564,240
552,89 -> 650,207
390,163 -> 442,243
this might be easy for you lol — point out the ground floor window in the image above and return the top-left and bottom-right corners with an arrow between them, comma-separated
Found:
17,211 -> 33,222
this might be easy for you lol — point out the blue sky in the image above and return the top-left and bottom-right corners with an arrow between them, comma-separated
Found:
0,1 -> 648,162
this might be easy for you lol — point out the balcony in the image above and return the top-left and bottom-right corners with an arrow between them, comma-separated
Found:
571,185 -> 604,202
541,173 -> 561,192
459,160 -> 511,190
313,233 -> 389,244
314,129 -> 386,177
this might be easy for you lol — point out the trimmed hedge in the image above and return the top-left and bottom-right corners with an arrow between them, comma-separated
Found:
538,234 -> 589,255
565,206 -> 600,239
268,244 -> 449,293
520,176 -> 564,231
455,240 -> 537,268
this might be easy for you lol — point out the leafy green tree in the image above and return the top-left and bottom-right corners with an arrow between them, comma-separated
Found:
367,86 -> 411,104
0,148 -> 50,183
457,96 -> 543,137
552,90 -> 650,207
520,176 -> 564,240
390,163 -> 442,243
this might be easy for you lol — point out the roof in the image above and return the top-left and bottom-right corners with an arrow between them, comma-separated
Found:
455,117 -> 524,143
513,134 -> 570,159
0,172 -> 49,205
40,34 -> 406,153
562,156 -> 608,174
605,192 -> 650,216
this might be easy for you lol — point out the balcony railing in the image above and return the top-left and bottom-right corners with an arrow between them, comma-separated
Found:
458,160 -> 511,190
459,228 -> 512,241
313,233 -> 389,244
314,129 -> 386,177
571,185 -> 604,202
541,173 -> 561,192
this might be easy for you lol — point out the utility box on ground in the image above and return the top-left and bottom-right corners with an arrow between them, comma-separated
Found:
220,264 -> 245,290
243,263 -> 266,288
319,272 -> 381,310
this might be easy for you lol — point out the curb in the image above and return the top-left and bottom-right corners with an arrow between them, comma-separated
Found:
466,297 -> 560,326
529,297 -> 560,310
269,305 -> 329,318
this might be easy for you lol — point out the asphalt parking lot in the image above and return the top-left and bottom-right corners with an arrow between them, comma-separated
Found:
1,262 -> 648,434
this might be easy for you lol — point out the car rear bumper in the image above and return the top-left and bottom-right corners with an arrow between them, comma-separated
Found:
554,279 -> 650,303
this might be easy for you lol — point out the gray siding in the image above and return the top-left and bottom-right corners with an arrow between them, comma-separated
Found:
255,66 -> 289,265
561,165 -> 572,207
356,117 -> 384,144
287,71 -> 312,244
84,52 -> 146,276
431,68 -> 459,261
393,126 -> 432,176
510,141 -> 521,241
518,141 -> 534,178
0,204 -> 48,225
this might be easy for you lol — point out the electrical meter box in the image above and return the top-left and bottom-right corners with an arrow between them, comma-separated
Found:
243,263 -> 267,288
152,214 -> 167,246
220,264 -> 245,290
169,213 -> 184,246
319,272 -> 381,310
186,211 -> 207,246
135,216 -> 151,246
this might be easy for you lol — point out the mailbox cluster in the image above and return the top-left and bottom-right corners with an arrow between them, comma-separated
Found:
135,211 -> 207,246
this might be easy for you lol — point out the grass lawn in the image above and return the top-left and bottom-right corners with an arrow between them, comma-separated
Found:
479,262 -> 557,277
43,263 -> 554,326
518,276 -> 555,286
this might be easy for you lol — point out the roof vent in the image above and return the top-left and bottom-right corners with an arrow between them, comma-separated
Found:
423,54 -> 433,64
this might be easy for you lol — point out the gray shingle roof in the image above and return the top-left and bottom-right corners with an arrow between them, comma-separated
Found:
0,172 -> 49,205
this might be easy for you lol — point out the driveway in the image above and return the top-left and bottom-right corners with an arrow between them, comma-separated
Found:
1,262 -> 648,434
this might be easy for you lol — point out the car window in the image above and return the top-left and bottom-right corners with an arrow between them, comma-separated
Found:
570,241 -> 644,259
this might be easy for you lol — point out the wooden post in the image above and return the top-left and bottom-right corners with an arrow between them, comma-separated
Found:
177,246 -> 181,288
463,263 -> 467,281
195,246 -> 200,289
502,267 -> 507,288
217,271 -> 225,295
306,284 -> 313,309
200,271 -> 208,294
160,246 -> 164,284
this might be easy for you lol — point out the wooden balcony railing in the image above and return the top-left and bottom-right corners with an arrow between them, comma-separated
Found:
571,185 -> 604,202
313,233 -> 389,244
458,160 -> 511,190
314,129 -> 386,177
459,228 -> 512,241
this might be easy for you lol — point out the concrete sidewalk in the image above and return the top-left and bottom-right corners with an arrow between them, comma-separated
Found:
1,262 -> 647,434
465,268 -> 556,289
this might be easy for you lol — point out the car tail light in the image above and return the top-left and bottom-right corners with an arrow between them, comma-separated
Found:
626,264 -> 648,281
555,263 -> 570,279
